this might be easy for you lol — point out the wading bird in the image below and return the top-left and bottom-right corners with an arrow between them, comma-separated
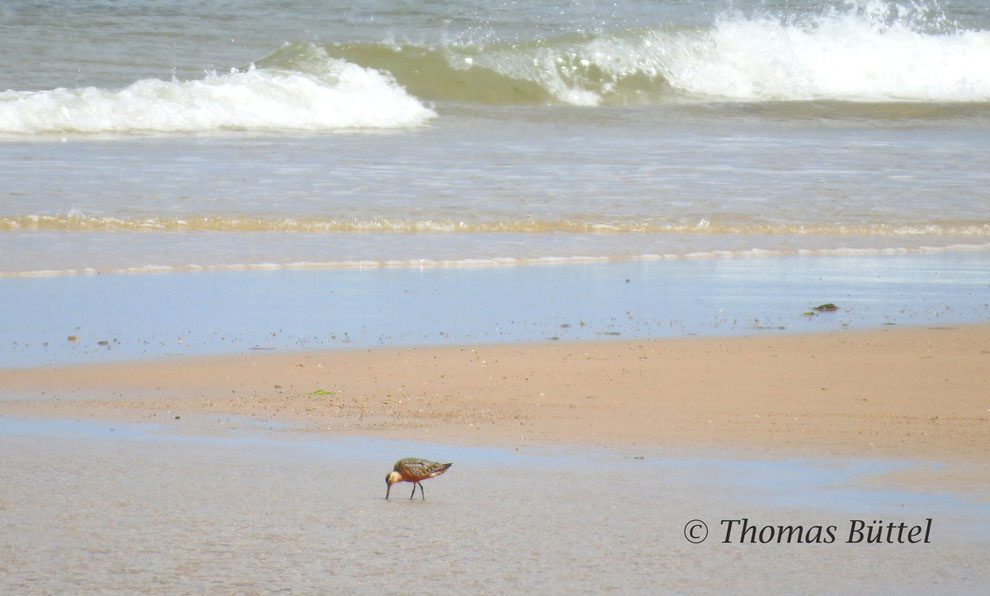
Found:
385,457 -> 452,500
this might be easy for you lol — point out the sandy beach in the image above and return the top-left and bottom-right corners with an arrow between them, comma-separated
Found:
4,1 -> 990,590
4,323 -> 988,460
4,324 -> 990,593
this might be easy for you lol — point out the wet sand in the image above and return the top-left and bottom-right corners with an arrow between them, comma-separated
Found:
3,324 -> 990,593
2,323 -> 988,460
2,419 -> 988,594
5,252 -> 990,369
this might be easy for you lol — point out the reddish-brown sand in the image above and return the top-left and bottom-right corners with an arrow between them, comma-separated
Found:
3,324 -> 988,460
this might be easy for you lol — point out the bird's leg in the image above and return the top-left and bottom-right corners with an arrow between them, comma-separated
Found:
419,482 -> 425,500
409,483 -> 417,500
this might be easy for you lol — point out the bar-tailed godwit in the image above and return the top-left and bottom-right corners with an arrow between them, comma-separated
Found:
385,457 -> 452,500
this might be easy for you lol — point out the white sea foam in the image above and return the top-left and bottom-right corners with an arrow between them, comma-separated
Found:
439,1 -> 990,105
0,60 -> 435,134
657,1 -> 990,101
5,243 -> 988,278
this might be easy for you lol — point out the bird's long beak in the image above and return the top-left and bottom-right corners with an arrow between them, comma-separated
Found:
385,482 -> 391,500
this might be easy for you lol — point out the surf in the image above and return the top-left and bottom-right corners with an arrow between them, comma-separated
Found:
265,1 -> 990,106
2,0 -> 988,136
0,58 -> 435,135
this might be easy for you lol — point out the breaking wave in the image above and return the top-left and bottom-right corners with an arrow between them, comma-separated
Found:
2,0 -> 988,135
254,0 -> 990,106
0,57 -> 435,135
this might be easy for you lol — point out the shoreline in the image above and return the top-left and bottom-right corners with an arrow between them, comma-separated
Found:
2,322 -> 988,461
4,251 -> 990,369
4,242 -> 990,280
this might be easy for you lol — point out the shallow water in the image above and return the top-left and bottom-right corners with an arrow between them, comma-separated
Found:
3,5 -> 988,591
2,252 -> 988,367
2,107 -> 989,276
1,416 -> 987,594
2,1 -> 988,372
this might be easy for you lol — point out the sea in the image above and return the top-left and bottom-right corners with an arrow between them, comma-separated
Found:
2,0 -> 990,364
3,4 -> 990,592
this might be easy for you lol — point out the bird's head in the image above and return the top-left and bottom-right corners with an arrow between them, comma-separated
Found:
385,471 -> 402,500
